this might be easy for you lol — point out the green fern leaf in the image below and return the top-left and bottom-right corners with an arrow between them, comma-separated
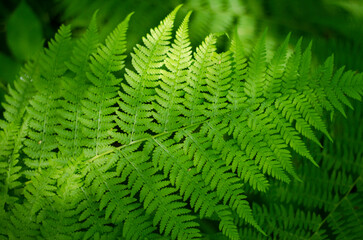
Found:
23,25 -> 72,171
56,12 -> 100,158
117,143 -> 201,239
244,30 -> 267,100
182,34 -> 216,124
152,11 -> 192,133
83,153 -> 156,240
116,6 -> 180,144
227,30 -> 247,111
81,13 -> 132,157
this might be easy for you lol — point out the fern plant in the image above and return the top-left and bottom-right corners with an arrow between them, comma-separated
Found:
0,6 -> 363,240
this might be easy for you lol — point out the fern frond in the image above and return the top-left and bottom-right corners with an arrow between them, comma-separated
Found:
281,38 -> 302,92
150,136 -> 242,239
179,128 -> 264,234
37,162 -> 83,239
0,61 -> 39,190
116,6 -> 180,144
0,60 -> 39,236
117,143 -> 201,239
225,33 -> 305,183
182,34 -> 216,124
274,95 -> 322,146
80,13 -> 132,158
147,21 -> 251,237
201,120 -> 269,191
23,25 -> 72,171
1,61 -> 38,124
0,117 -> 28,210
227,31 -> 247,111
204,51 -> 232,117
152,11 -> 192,133
265,38 -> 330,143
244,30 -> 267,100
314,56 -> 363,118
0,121 -> 26,237
76,186 -> 117,239
8,168 -> 59,239
226,112 -> 291,183
82,154 -> 156,240
263,104 -> 316,164
25,170 -> 58,215
56,12 -> 100,158
150,136 -> 218,218
264,33 -> 290,98
215,205 -> 240,240
67,12 -> 100,79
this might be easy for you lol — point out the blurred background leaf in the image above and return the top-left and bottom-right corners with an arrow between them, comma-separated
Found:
6,0 -> 43,61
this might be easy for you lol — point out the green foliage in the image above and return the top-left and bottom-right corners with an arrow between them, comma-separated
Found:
6,1 -> 43,61
0,6 -> 363,240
